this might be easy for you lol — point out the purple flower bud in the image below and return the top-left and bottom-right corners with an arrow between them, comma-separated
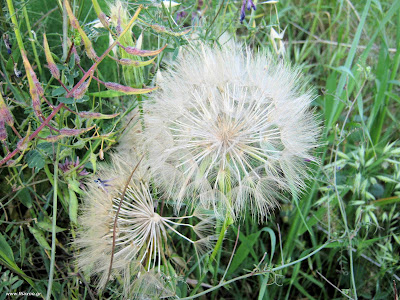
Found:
249,0 -> 256,10
240,0 -> 247,23
240,0 -> 256,23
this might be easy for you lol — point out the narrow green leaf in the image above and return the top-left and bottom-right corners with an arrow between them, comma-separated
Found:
69,189 -> 78,224
36,221 -> 66,233
28,226 -> 51,251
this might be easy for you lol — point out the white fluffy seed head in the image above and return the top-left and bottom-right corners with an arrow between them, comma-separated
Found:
132,43 -> 320,222
74,153 -> 214,297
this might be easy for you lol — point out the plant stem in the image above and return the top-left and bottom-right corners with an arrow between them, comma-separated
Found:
6,0 -> 26,52
46,142 -> 61,300
190,215 -> 232,296
66,5 -> 143,98
191,167 -> 233,296
0,103 -> 65,166
22,0 -> 43,78
62,0 -> 68,61
183,242 -> 330,300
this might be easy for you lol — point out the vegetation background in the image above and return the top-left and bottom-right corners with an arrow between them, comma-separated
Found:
0,0 -> 399,299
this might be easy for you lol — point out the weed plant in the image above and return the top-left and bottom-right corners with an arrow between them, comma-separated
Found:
0,0 -> 399,299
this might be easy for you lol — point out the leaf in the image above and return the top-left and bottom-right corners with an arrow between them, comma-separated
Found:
21,50 -> 43,118
68,178 -> 85,195
20,228 -> 26,265
0,233 -> 14,262
227,227 -> 276,276
45,125 -> 95,142
43,33 -> 60,79
333,66 -> 355,80
118,56 -> 157,67
25,149 -> 46,170
122,44 -> 167,57
297,206 -> 327,236
78,111 -> 120,119
0,233 -> 36,290
36,221 -> 66,233
28,226 -> 51,251
52,86 -> 67,97
104,82 -> 157,95
89,90 -> 133,98
69,189 -> 78,224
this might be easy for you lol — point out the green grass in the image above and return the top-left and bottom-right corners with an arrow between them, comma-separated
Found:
0,0 -> 399,299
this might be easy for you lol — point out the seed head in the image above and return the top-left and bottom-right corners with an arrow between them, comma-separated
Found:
133,43 -> 320,221
75,153 -> 214,298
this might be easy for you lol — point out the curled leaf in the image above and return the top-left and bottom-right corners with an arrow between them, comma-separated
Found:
78,111 -> 120,119
104,82 -> 157,95
65,0 -> 97,59
118,56 -> 157,67
43,34 -> 60,79
122,44 -> 167,57
45,125 -> 95,142
21,50 -> 43,119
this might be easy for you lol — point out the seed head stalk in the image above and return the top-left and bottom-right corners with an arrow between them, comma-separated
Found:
191,156 -> 234,295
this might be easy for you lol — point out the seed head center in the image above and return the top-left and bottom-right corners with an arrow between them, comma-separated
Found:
150,213 -> 162,223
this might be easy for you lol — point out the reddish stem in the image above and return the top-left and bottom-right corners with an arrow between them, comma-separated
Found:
0,103 -> 65,166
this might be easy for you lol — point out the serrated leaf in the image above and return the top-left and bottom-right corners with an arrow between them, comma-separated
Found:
25,149 -> 45,170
